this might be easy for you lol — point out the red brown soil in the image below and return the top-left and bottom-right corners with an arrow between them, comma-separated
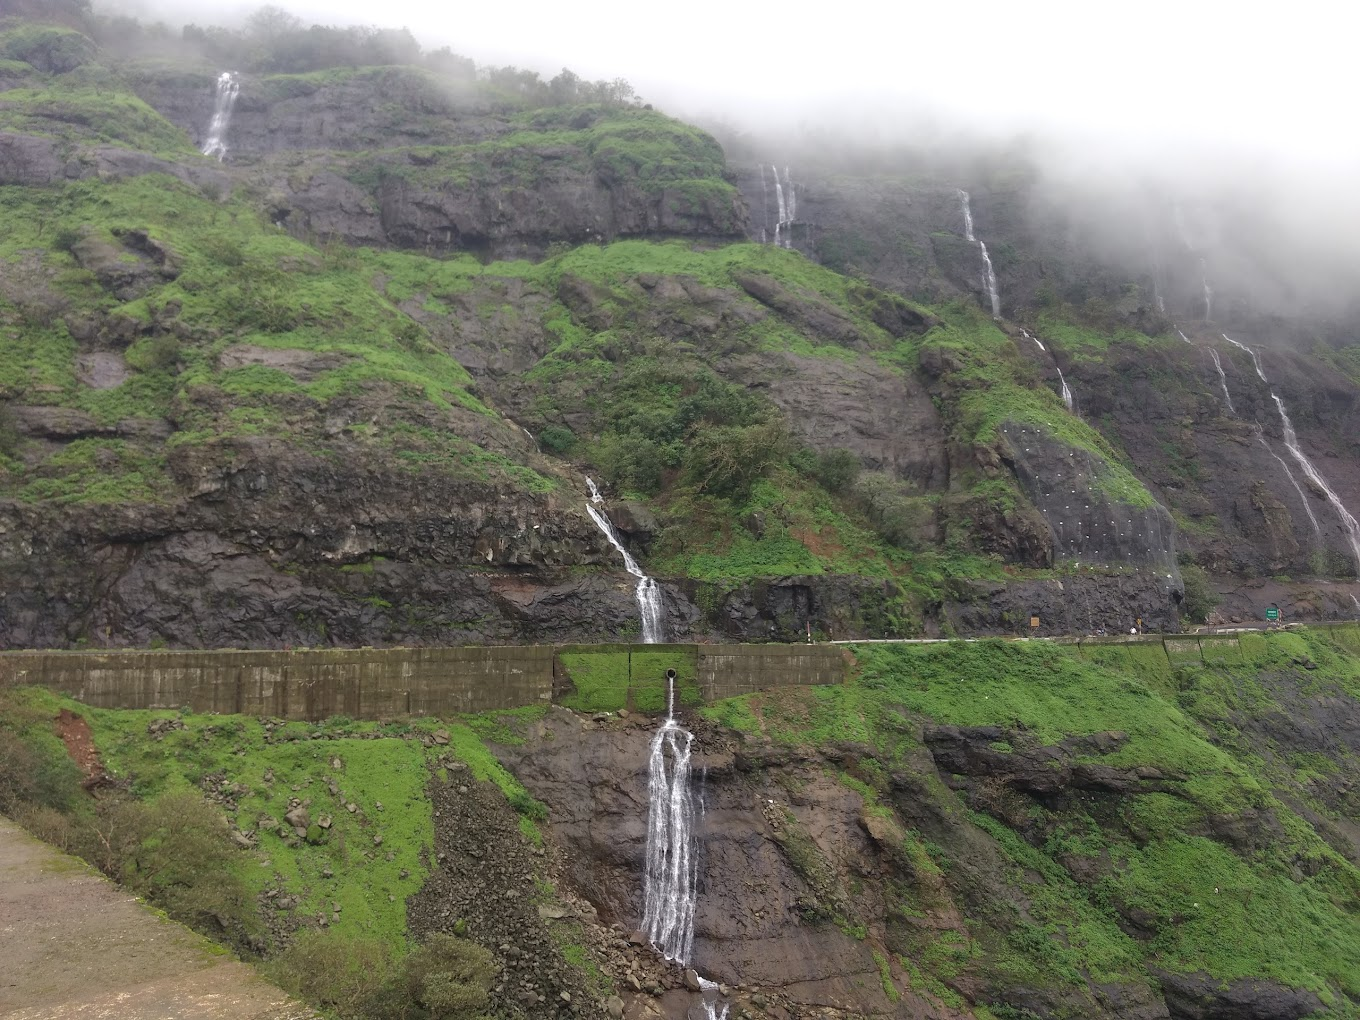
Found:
54,708 -> 104,781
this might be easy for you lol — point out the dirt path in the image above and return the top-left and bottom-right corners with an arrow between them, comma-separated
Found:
0,817 -> 314,1019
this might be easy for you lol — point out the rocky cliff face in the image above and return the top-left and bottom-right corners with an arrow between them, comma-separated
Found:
3,9 -> 1360,651
490,627 -> 1360,1020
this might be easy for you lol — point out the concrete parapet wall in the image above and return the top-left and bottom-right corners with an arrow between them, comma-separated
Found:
1,642 -> 848,720
0,646 -> 556,720
698,644 -> 848,702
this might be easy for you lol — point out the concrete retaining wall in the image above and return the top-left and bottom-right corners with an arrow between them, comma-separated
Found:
0,643 -> 849,720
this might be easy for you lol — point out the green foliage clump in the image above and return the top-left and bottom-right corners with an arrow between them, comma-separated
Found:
0,691 -> 85,815
0,85 -> 193,153
268,929 -> 492,1020
0,24 -> 96,74
1178,562 -> 1218,623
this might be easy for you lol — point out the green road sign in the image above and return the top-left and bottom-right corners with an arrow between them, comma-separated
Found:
1266,607 -> 1280,620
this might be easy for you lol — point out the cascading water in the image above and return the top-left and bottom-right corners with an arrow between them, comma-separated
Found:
1271,395 -> 1360,573
1175,327 -> 1193,344
584,478 -> 664,642
957,189 -> 1001,318
978,242 -> 1001,318
1200,259 -> 1213,321
1223,334 -> 1267,382
1256,428 -> 1322,540
1020,328 -> 1045,351
770,166 -> 795,249
640,674 -> 730,1020
757,165 -> 769,244
642,673 -> 696,962
1208,349 -> 1235,414
201,71 -> 240,160
1056,368 -> 1074,412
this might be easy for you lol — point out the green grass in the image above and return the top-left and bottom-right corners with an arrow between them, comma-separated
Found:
557,649 -> 700,713
0,84 -> 193,153
0,174 -> 532,505
702,631 -> 1360,1008
15,691 -> 553,956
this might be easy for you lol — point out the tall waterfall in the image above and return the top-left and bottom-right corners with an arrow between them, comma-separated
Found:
957,189 -> 1001,318
771,166 -> 796,249
642,673 -> 697,963
1208,349 -> 1235,414
1057,368 -> 1074,412
1223,335 -> 1267,382
1256,428 -> 1322,539
1200,259 -> 1213,321
1271,395 -> 1360,572
201,71 -> 240,160
584,478 -> 665,642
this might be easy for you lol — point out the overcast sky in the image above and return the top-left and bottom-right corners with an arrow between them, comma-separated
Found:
100,0 -> 1357,167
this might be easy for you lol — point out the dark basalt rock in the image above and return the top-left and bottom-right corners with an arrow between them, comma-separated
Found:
1154,971 -> 1324,1020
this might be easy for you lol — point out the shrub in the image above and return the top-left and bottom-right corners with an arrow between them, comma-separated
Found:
399,933 -> 495,1020
96,791 -> 258,948
1178,563 -> 1218,624
267,930 -> 398,1017
0,695 -> 85,816
811,448 -> 861,494
685,418 -> 788,499
125,335 -> 181,373
539,424 -> 576,454
51,226 -> 82,254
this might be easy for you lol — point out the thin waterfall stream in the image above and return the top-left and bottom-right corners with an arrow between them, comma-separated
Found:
1271,395 -> 1360,572
1218,345 -> 1360,572
957,189 -> 1001,318
1057,368 -> 1074,412
585,478 -> 664,642
1208,348 -> 1234,414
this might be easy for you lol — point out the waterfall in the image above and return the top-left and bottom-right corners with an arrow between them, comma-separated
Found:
1200,259 -> 1213,320
958,189 -> 976,241
957,189 -> 1001,318
1208,349 -> 1235,414
1352,594 -> 1360,614
770,166 -> 795,249
1057,368 -> 1074,412
584,479 -> 664,642
642,674 -> 697,963
1257,429 -> 1322,539
1223,335 -> 1267,382
1175,327 -> 1193,344
757,164 -> 769,245
1271,395 -> 1360,573
979,242 -> 1001,318
201,71 -> 240,160
1020,328 -> 1045,351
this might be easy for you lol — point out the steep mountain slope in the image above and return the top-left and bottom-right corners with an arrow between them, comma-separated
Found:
7,628 -> 1359,1020
2,9 -> 1359,651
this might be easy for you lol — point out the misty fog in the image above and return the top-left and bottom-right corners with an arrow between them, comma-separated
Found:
76,0 -> 1360,329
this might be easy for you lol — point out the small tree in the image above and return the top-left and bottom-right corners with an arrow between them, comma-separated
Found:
402,933 -> 495,1020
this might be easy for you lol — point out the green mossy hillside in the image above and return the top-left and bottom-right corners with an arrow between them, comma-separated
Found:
0,83 -> 194,153
702,627 -> 1360,1013
343,105 -> 738,225
3,686 -> 550,959
0,173 -> 566,505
